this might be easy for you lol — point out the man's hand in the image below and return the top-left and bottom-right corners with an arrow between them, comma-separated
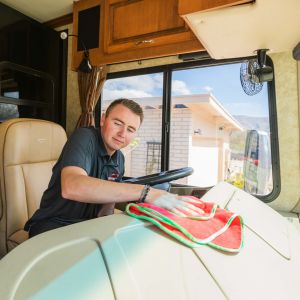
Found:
146,189 -> 204,217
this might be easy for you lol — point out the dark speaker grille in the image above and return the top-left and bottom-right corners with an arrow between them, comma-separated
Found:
78,5 -> 100,51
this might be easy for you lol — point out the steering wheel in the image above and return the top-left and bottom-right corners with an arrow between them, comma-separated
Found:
123,167 -> 194,186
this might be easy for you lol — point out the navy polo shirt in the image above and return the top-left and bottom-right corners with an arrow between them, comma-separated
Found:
24,127 -> 125,230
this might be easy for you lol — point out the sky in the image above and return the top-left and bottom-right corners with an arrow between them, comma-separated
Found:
103,62 -> 269,118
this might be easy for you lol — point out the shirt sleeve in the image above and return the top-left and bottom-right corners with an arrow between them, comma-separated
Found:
60,127 -> 95,175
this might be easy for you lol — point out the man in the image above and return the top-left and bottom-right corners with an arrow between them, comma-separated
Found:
25,98 -> 202,237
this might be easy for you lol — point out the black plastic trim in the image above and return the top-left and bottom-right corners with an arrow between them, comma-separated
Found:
161,71 -> 171,171
259,56 -> 280,203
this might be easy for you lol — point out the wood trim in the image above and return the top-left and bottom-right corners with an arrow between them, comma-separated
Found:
178,0 -> 254,15
43,13 -> 73,29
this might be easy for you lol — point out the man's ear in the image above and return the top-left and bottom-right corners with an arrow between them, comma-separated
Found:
100,113 -> 106,127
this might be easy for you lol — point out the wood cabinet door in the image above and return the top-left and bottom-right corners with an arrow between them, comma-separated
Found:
103,0 -> 199,54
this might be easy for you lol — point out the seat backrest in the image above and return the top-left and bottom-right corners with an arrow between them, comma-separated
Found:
0,118 -> 67,257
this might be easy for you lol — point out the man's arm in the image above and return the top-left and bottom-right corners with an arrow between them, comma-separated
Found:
61,166 -> 204,216
61,166 -> 147,203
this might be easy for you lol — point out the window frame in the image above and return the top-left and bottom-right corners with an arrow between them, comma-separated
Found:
97,56 -> 280,202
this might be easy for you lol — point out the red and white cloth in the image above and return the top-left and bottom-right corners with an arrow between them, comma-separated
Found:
126,196 -> 244,253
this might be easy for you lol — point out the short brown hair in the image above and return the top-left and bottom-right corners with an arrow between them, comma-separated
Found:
105,98 -> 144,123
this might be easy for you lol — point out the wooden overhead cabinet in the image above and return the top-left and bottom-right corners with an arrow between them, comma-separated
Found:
103,0 -> 202,55
72,0 -> 203,68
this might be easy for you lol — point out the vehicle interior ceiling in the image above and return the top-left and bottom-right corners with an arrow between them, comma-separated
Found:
1,0 -> 300,230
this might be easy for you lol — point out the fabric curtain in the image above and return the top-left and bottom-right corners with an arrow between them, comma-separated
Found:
76,65 -> 107,128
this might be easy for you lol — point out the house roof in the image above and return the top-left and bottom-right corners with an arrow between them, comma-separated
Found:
104,94 -> 243,131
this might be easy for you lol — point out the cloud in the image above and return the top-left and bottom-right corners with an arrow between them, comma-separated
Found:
103,75 -> 193,99
103,88 -> 152,100
171,80 -> 191,95
103,74 -> 163,100
202,86 -> 214,93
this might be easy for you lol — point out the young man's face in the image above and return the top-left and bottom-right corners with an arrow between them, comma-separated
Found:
100,104 -> 141,155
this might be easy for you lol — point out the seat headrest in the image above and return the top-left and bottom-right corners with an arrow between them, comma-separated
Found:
0,119 -> 67,166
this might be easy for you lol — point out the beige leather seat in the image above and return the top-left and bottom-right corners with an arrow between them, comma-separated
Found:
0,118 -> 67,257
